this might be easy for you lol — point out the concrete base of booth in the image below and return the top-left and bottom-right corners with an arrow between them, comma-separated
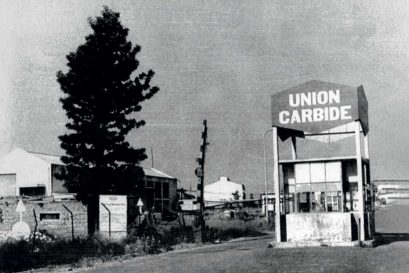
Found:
284,212 -> 355,242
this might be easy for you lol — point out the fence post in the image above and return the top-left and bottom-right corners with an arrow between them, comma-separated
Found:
32,209 -> 38,251
61,203 -> 75,241
101,203 -> 111,237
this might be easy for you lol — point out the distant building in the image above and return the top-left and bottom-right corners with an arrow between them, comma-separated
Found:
204,176 -> 245,207
374,180 -> 409,205
143,167 -> 178,216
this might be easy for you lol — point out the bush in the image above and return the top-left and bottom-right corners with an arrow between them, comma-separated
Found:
0,236 -> 128,272
126,223 -> 195,253
0,239 -> 32,272
126,225 -> 163,254
162,226 -> 195,248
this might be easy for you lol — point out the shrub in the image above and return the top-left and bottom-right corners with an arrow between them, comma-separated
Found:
162,226 -> 195,248
0,236 -> 128,272
0,239 -> 32,272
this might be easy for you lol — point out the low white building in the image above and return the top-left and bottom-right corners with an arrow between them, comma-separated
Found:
204,176 -> 245,206
0,148 -> 178,216
0,148 -> 68,197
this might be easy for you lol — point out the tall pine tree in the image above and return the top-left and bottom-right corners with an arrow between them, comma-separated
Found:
57,7 -> 159,232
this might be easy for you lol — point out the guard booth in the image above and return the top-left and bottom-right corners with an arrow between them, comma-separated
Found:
270,80 -> 374,245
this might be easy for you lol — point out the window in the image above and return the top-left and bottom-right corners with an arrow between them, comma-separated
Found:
298,192 -> 310,212
163,182 -> 169,199
145,178 -> 153,188
293,162 -> 342,213
295,162 -> 342,183
20,186 -> 46,197
154,182 -> 162,198
311,192 -> 326,212
326,192 -> 341,212
297,191 -> 341,213
39,212 -> 60,221
345,183 -> 358,211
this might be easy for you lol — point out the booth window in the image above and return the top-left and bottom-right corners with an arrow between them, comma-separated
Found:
293,162 -> 342,213
326,192 -> 341,211
297,191 -> 341,212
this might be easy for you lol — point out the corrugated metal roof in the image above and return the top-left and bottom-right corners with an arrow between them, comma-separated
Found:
29,152 -> 64,165
28,150 -> 174,179
143,167 -> 175,179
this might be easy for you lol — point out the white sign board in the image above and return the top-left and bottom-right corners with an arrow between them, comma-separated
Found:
99,195 -> 127,239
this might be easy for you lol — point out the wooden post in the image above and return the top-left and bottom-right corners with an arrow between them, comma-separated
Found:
273,127 -> 281,242
355,121 -> 365,242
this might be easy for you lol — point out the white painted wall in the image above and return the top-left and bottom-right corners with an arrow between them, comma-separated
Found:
0,174 -> 16,195
0,148 -> 52,196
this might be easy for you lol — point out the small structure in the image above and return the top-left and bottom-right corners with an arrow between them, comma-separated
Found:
143,167 -> 178,217
270,80 -> 374,246
204,177 -> 246,207
0,148 -> 68,197
260,192 -> 283,215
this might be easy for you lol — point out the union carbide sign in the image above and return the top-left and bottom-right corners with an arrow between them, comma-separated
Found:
271,80 -> 369,135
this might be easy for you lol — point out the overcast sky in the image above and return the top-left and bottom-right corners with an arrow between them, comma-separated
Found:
1,0 -> 409,194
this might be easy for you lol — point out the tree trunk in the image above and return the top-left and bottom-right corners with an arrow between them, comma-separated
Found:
87,195 -> 100,236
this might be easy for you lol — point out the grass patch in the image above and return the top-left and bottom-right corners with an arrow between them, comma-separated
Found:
0,224 -> 196,272
0,237 -> 127,272
203,209 -> 273,242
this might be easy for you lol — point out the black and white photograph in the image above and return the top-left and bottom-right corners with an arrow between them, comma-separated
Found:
1,1 -> 409,272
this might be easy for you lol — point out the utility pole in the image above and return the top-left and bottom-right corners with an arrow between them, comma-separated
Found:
195,120 -> 209,243
150,147 -> 154,168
